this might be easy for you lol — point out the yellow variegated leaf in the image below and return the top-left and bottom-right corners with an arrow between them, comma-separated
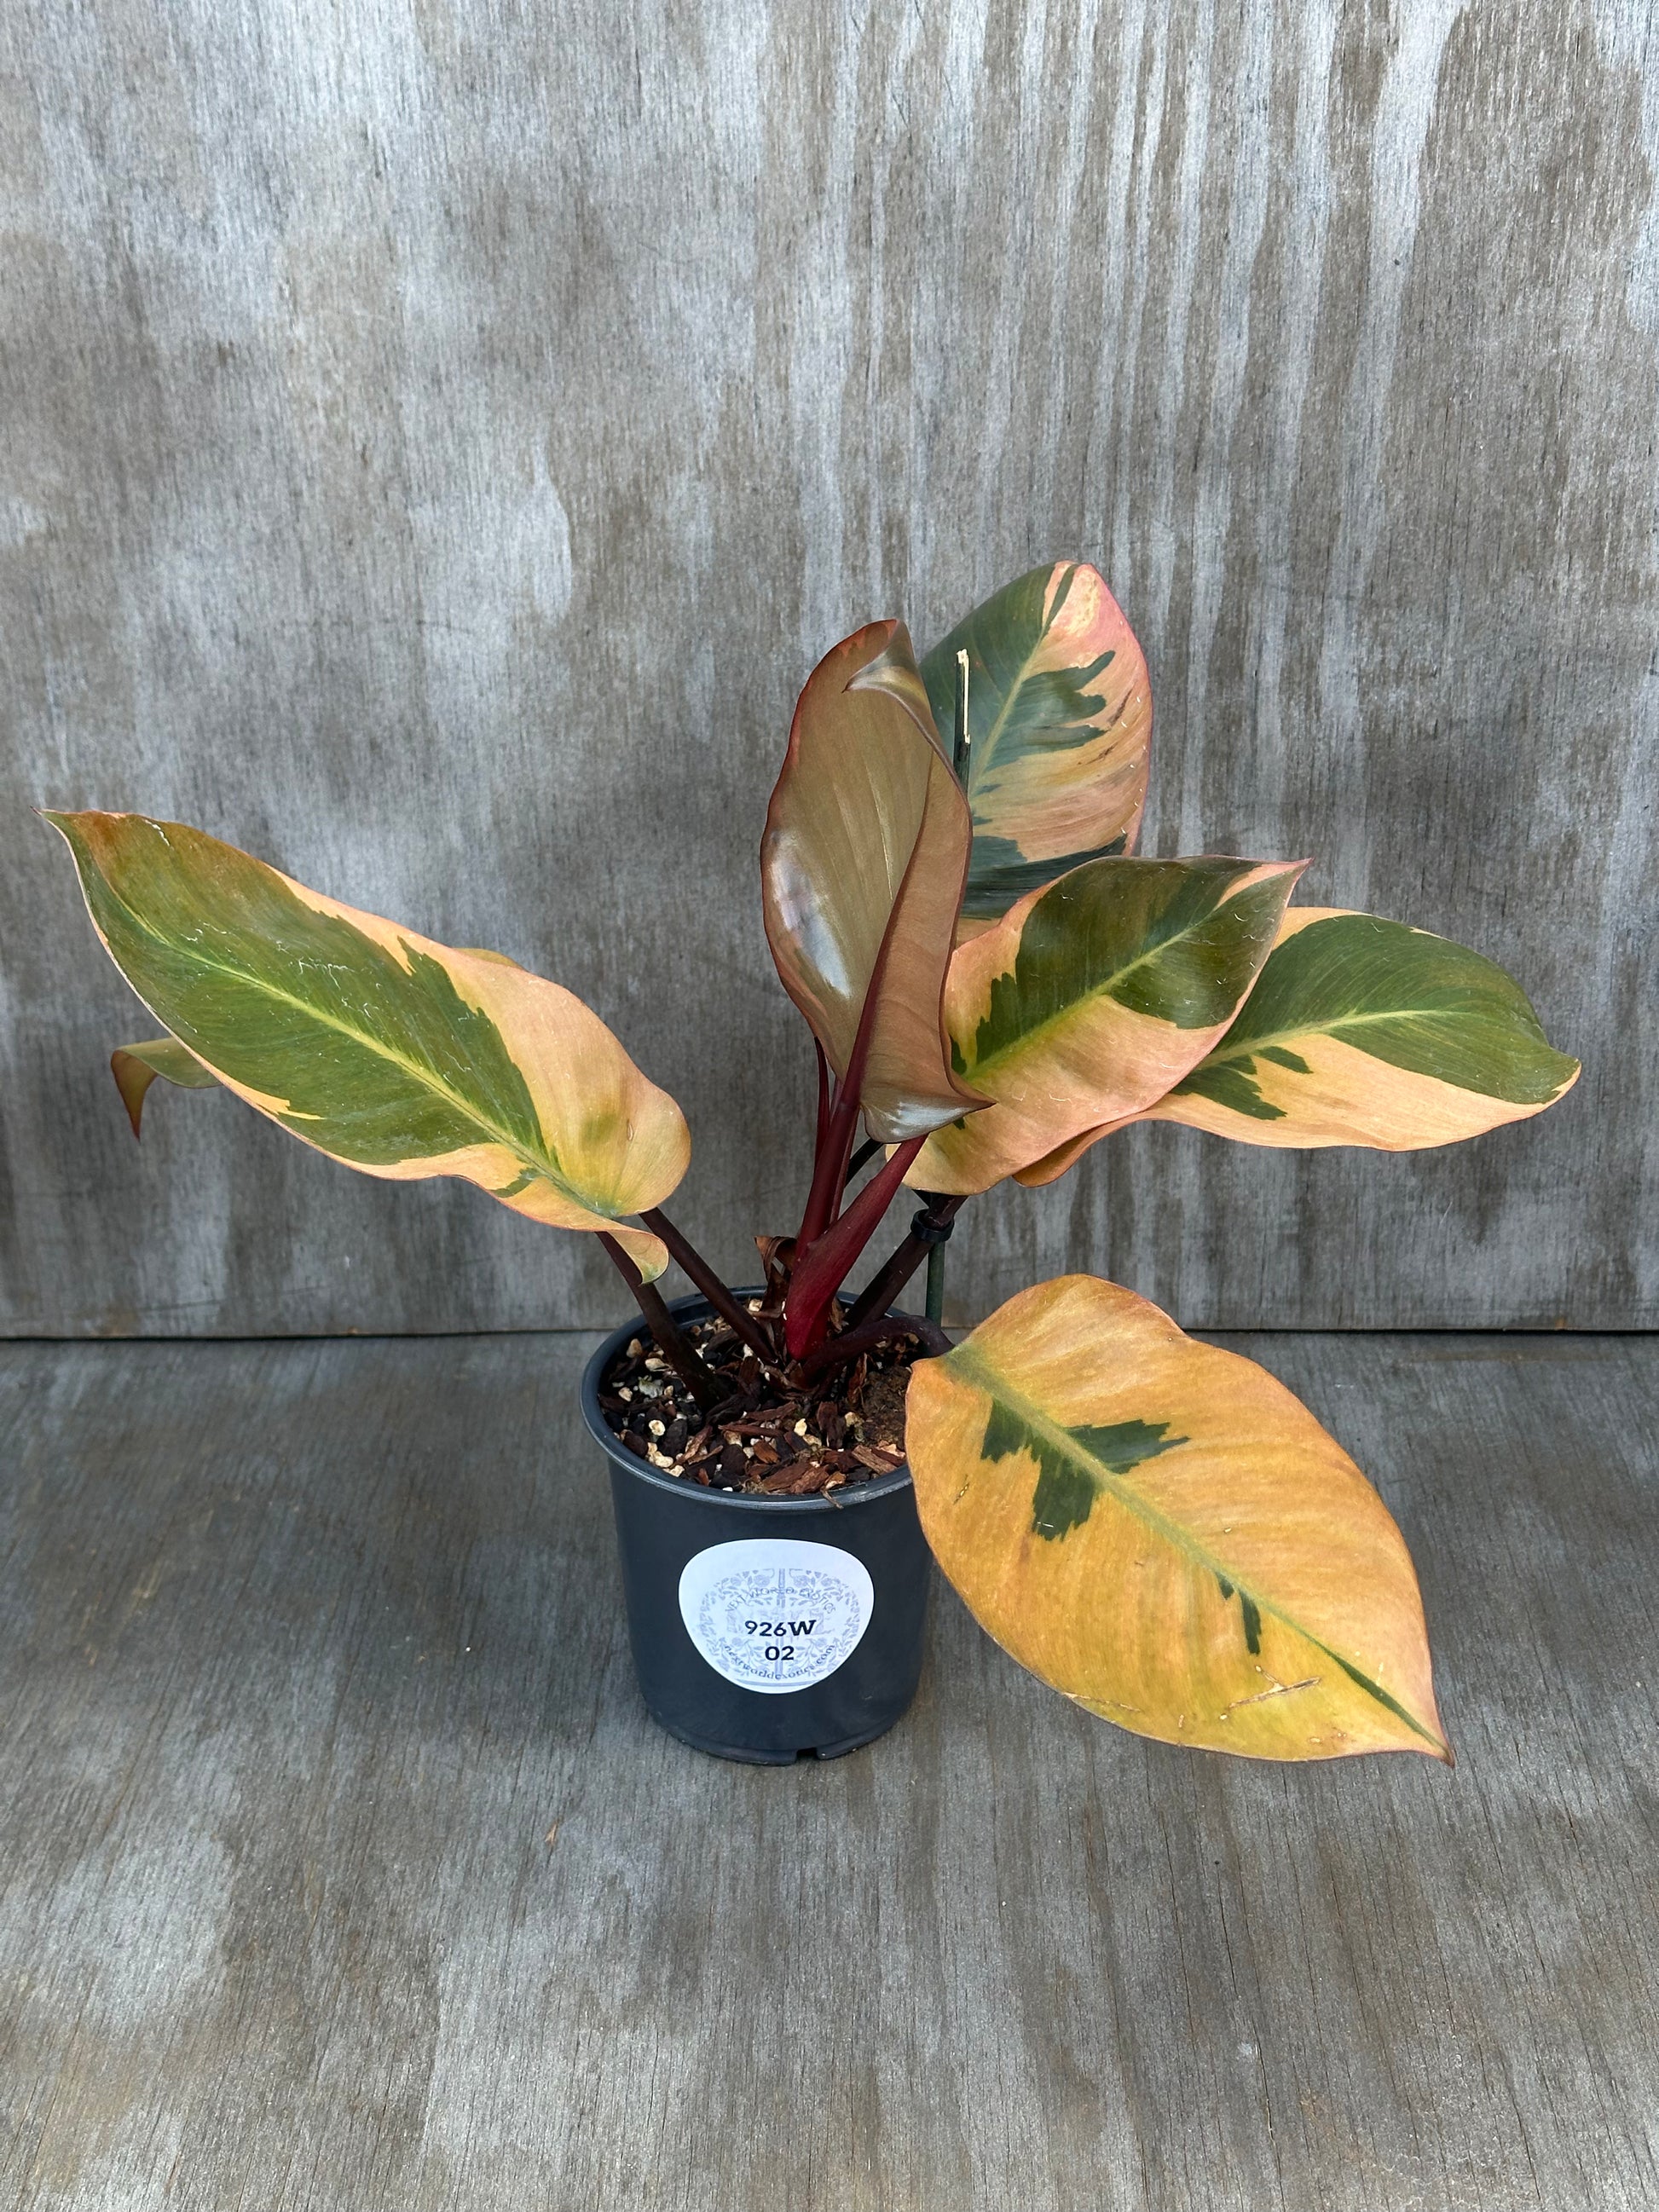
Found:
1014,906 -> 1581,1182
111,1037 -> 219,1137
906,856 -> 1304,1195
906,1274 -> 1449,1763
920,563 -> 1152,927
49,811 -> 688,1279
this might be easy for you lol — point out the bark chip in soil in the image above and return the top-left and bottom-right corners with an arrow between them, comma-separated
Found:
598,1311 -> 933,1496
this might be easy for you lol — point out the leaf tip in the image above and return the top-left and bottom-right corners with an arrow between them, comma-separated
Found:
109,1048 -> 151,1140
1406,1700 -> 1454,1767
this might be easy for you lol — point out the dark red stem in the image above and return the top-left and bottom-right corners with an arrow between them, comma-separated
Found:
796,1077 -> 861,1252
598,1233 -> 725,1412
844,1136 -> 882,1182
795,817 -> 922,1256
842,1193 -> 967,1332
795,1311 -> 951,1384
814,1040 -> 831,1153
783,1136 -> 926,1358
638,1208 -> 774,1361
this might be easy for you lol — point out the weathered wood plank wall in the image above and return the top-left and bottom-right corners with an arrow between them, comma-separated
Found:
2,0 -> 1653,1334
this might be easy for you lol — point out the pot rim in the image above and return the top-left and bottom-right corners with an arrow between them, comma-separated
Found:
580,1289 -> 915,1513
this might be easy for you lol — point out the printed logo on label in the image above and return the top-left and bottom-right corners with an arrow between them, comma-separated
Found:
678,1538 -> 876,1694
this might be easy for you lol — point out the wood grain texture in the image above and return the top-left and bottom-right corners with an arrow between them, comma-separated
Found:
1,1329 -> 1655,2209
2,0 -> 1654,1332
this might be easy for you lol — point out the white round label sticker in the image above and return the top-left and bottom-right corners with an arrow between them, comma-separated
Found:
678,1538 -> 875,1694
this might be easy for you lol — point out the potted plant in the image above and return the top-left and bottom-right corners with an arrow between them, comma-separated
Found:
46,562 -> 1578,1767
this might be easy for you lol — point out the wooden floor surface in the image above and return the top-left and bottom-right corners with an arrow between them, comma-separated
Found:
1,1331 -> 1654,2211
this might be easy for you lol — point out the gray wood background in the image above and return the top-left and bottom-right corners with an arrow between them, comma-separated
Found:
5,1327 -> 1656,2208
3,0 -> 1653,1335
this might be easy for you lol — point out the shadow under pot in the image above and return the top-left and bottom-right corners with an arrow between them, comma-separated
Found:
581,1294 -> 934,1764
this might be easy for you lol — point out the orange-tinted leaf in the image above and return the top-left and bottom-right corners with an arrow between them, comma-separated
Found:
49,811 -> 688,1279
921,563 -> 1152,927
906,1274 -> 1449,1763
761,623 -> 983,1143
908,857 -> 1302,1194
1015,906 -> 1581,1179
110,1037 -> 219,1136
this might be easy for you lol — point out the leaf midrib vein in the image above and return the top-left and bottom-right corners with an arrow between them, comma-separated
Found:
94,876 -> 582,1203
969,578 -> 1125,793
972,635 -> 1048,783
1201,1002 -> 1515,1069
954,1350 -> 1442,1748
962,891 -> 1246,1080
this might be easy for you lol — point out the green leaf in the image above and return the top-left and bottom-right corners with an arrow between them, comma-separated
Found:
49,811 -> 689,1279
921,563 -> 1152,925
909,855 -> 1303,1194
1017,907 -> 1580,1181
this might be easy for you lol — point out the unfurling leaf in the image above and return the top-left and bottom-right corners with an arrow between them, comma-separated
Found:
49,811 -> 689,1280
1014,907 -> 1581,1182
920,563 -> 1152,927
905,1274 -> 1449,1763
906,856 -> 1304,1195
761,622 -> 983,1143
111,1037 -> 219,1137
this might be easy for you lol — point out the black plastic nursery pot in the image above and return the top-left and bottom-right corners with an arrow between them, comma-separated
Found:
581,1294 -> 934,1764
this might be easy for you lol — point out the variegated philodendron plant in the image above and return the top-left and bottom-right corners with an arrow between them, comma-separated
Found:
49,561 -> 1578,1765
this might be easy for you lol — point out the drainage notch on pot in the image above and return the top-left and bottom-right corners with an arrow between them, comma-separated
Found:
581,1295 -> 934,1765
